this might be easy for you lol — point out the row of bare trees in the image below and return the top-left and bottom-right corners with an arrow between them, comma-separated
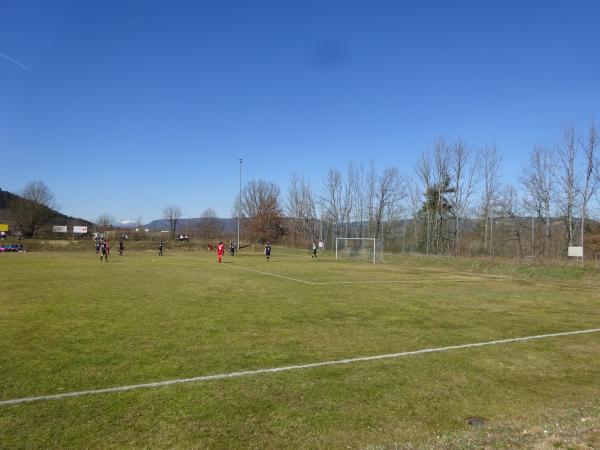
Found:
518,123 -> 598,259
278,122 -> 599,261
403,123 -> 599,260
233,165 -> 404,249
317,164 -> 404,248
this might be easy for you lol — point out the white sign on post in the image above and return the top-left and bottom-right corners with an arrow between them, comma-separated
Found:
568,246 -> 583,257
73,226 -> 88,234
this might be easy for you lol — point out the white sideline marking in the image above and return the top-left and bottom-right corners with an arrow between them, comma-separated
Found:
232,265 -> 315,285
415,267 -> 596,289
171,255 -> 592,290
1,328 -> 599,407
312,279 -> 502,285
231,265 -> 502,286
234,265 -> 589,289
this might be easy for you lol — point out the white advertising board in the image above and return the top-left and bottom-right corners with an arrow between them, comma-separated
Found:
53,225 -> 68,233
567,246 -> 583,257
73,226 -> 88,234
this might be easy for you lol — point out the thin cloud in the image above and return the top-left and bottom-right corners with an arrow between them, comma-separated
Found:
0,51 -> 31,71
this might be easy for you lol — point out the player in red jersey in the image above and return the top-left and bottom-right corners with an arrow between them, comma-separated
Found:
217,241 -> 225,263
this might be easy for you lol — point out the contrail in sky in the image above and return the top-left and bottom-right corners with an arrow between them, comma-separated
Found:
0,51 -> 31,71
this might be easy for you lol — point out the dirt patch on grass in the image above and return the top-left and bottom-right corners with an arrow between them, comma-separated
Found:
368,399 -> 600,449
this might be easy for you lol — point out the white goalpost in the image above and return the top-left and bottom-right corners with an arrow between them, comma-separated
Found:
335,237 -> 381,263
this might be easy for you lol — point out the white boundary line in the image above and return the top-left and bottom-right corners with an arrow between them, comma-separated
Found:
409,267 -> 597,289
230,265 -> 502,286
357,263 -> 597,290
312,279 -> 504,285
231,265 -> 315,284
2,328 -> 598,407
166,255 -> 596,290
165,257 -> 485,285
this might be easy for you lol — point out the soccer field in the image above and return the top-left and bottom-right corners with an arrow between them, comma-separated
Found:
1,249 -> 599,448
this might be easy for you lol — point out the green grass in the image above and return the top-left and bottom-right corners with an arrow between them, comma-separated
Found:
0,248 -> 599,448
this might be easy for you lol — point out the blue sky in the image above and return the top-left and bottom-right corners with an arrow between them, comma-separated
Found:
1,1 -> 599,222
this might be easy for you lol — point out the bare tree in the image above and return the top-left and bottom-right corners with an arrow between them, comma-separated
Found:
415,138 -> 453,254
199,208 -> 221,240
287,174 -> 318,243
497,185 -> 527,258
449,139 -> 479,256
96,213 -> 115,229
407,178 -> 422,251
480,145 -> 502,252
320,168 -> 344,241
163,205 -> 182,239
555,124 -> 579,253
415,150 -> 433,254
9,180 -> 57,237
340,164 -> 356,236
240,180 -> 284,243
365,162 -> 378,234
373,167 -> 403,241
350,164 -> 367,238
520,144 -> 554,257
581,122 -> 598,262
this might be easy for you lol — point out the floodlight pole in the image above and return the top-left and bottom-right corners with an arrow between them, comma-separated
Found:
237,158 -> 242,252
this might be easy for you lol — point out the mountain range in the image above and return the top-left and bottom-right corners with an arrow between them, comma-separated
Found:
143,218 -> 238,233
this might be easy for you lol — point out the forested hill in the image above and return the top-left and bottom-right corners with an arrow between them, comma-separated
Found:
0,188 -> 16,210
0,188 -> 93,226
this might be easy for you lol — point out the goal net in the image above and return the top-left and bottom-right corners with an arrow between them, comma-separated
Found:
335,238 -> 383,263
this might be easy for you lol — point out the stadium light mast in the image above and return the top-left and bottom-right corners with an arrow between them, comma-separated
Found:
237,158 -> 242,252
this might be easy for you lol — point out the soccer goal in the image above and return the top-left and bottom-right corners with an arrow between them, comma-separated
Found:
335,238 -> 382,263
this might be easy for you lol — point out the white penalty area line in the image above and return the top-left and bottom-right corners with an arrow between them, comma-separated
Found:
231,265 -> 502,286
233,265 -> 593,290
2,327 -> 599,407
416,267 -> 598,290
231,265 -> 315,285
152,256 -> 590,290
311,278 -> 505,285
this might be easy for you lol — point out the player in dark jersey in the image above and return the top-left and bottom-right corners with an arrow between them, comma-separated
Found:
158,240 -> 163,256
265,242 -> 271,262
99,240 -> 108,262
118,240 -> 124,256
